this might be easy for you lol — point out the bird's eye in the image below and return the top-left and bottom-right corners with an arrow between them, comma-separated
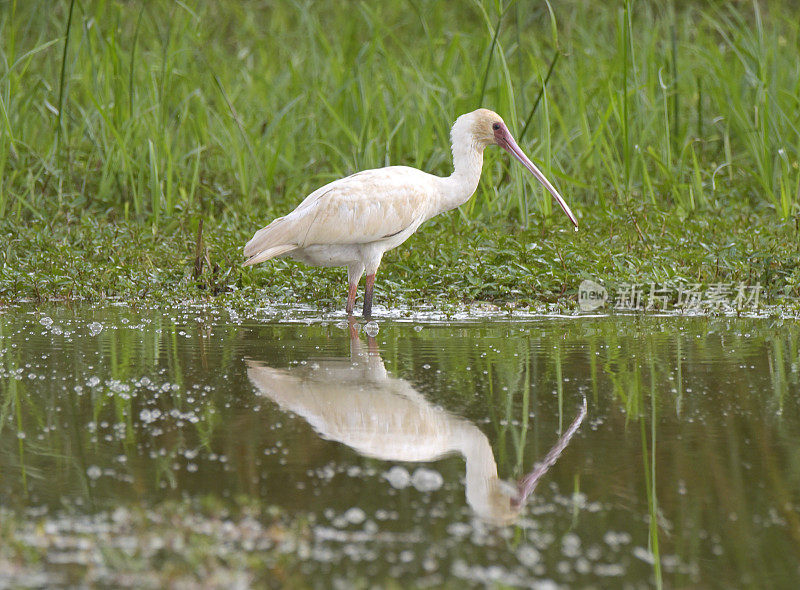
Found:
492,123 -> 501,131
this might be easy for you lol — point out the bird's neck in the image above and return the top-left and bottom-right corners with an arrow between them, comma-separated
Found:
454,421 -> 502,512
435,140 -> 485,215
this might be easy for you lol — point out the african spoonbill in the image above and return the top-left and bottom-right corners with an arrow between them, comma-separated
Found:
244,108 -> 578,316
246,323 -> 586,524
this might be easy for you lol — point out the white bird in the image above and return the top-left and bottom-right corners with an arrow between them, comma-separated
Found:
246,322 -> 587,525
244,108 -> 578,317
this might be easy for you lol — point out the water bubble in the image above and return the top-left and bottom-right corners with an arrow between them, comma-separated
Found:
447,522 -> 472,538
86,465 -> 102,480
633,546 -> 656,564
575,557 -> 591,574
88,322 -> 103,336
517,545 -> 541,567
364,321 -> 379,337
413,325 -> 423,332
595,563 -> 625,577
383,466 -> 411,489
411,467 -> 443,492
43,521 -> 58,535
562,532 -> 582,557
343,507 -> 366,525
139,408 -> 161,423
603,531 -> 631,550
39,316 -> 53,327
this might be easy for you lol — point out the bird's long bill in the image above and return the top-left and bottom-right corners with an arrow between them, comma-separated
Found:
500,133 -> 579,229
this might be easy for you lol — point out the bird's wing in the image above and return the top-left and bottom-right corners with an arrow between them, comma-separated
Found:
244,167 -> 436,258
295,168 -> 434,246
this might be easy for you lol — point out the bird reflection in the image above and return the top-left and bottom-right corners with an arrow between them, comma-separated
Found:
246,321 -> 586,525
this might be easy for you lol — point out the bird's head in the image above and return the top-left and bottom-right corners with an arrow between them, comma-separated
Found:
454,108 -> 579,229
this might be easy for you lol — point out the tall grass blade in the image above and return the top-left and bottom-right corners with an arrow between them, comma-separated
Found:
56,0 -> 76,159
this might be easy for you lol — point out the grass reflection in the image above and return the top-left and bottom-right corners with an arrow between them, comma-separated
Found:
1,308 -> 799,587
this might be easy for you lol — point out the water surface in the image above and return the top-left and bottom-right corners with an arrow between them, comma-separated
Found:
1,305 -> 799,587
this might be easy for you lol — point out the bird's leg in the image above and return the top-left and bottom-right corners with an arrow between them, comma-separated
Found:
367,333 -> 379,354
362,274 -> 376,318
346,263 -> 364,316
346,282 -> 358,316
347,315 -> 360,340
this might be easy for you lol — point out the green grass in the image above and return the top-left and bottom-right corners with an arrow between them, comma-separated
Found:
1,0 -> 799,306
2,202 -> 799,309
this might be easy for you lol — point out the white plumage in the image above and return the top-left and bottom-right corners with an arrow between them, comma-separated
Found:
244,108 -> 578,316
246,325 -> 586,524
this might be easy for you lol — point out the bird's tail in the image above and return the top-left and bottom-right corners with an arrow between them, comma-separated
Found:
243,216 -> 299,266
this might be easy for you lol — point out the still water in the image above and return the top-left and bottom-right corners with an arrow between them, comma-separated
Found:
1,305 -> 799,588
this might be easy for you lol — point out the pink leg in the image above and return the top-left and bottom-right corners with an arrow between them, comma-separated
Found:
367,333 -> 379,354
348,315 -> 360,340
363,273 -> 375,318
346,283 -> 357,316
